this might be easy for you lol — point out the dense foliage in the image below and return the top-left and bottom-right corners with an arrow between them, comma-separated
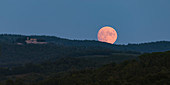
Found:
27,51 -> 170,85
0,34 -> 170,85
0,43 -> 139,67
0,51 -> 169,85
0,53 -> 138,77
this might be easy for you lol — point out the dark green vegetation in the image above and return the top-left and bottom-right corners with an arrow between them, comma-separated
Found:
0,42 -> 139,67
49,51 -> 169,85
0,34 -> 170,66
39,51 -> 170,85
1,51 -> 170,85
0,34 -> 170,85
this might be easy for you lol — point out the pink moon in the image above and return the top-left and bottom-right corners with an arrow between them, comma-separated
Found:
98,26 -> 118,44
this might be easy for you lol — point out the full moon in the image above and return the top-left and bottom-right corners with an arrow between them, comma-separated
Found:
98,26 -> 118,44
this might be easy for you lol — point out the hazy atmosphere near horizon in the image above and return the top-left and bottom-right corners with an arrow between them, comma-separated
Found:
0,0 -> 170,44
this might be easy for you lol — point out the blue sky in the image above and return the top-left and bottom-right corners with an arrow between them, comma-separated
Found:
0,0 -> 170,44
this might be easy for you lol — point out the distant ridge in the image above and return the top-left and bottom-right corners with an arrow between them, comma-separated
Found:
0,34 -> 170,53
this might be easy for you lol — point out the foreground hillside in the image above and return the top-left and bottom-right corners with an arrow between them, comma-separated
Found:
28,51 -> 170,85
1,51 -> 170,85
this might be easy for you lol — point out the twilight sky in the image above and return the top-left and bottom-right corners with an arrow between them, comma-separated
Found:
0,0 -> 170,44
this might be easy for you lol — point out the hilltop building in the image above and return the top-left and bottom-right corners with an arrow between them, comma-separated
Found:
25,37 -> 48,44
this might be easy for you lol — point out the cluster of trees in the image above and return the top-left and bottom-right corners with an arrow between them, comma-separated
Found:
0,52 -> 138,76
0,51 -> 169,85
32,51 -> 170,85
0,42 -> 139,67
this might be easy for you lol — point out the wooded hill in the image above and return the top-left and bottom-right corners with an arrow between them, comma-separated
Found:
0,34 -> 169,67
1,51 -> 170,85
